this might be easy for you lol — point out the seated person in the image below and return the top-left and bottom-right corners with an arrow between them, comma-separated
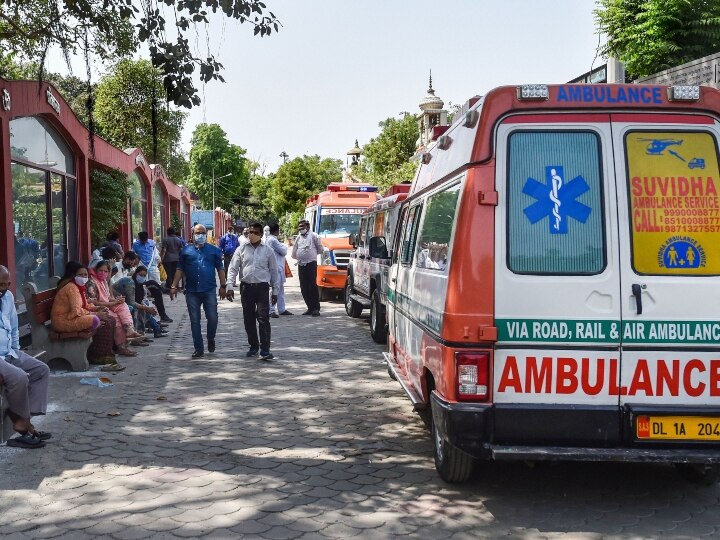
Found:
132,267 -> 168,338
87,258 -> 141,357
112,266 -> 167,339
113,251 -> 172,324
52,262 -> 121,368
0,265 -> 51,449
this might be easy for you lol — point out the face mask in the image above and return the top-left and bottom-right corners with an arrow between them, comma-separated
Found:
136,275 -> 147,284
74,276 -> 89,287
194,233 -> 207,245
96,270 -> 109,280
299,227 -> 308,236
248,233 -> 261,243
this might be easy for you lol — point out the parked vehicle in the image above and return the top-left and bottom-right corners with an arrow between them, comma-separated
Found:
303,183 -> 381,300
345,184 -> 410,342
384,83 -> 720,483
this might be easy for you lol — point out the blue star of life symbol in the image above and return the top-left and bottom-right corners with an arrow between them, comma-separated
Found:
522,165 -> 592,234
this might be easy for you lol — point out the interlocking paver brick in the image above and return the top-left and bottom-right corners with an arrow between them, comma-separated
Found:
1,271 -> 720,539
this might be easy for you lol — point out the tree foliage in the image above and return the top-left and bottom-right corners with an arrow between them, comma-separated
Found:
89,168 -> 131,247
359,113 -> 419,191
596,0 -> 720,77
268,155 -> 343,216
0,0 -> 280,108
187,123 -> 250,211
94,59 -> 186,168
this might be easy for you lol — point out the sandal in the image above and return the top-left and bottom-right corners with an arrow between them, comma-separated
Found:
30,430 -> 52,441
100,363 -> 126,372
7,433 -> 45,449
130,340 -> 149,347
116,347 -> 138,357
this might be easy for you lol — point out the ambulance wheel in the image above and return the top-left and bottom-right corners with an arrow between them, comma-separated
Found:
675,463 -> 720,485
369,290 -> 387,343
344,279 -> 362,317
431,404 -> 475,483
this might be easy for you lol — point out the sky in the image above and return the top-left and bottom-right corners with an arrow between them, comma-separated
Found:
47,0 -> 602,174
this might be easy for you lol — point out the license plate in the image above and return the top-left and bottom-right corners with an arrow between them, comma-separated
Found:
636,415 -> 720,441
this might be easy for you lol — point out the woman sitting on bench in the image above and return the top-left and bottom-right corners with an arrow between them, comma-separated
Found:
51,262 -> 121,368
87,258 -> 141,357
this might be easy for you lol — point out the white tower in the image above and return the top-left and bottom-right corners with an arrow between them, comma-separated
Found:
417,70 -> 448,150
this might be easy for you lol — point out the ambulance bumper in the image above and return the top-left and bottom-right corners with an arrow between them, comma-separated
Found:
430,393 -> 720,463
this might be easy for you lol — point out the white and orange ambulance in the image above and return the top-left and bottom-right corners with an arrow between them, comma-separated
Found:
303,183 -> 380,300
385,83 -> 720,483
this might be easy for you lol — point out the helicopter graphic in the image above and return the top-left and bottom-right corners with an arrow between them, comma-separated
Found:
637,137 -> 705,168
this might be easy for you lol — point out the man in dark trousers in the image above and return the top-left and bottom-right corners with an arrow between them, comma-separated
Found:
218,227 -> 240,274
291,219 -> 323,316
226,223 -> 278,360
170,224 -> 227,358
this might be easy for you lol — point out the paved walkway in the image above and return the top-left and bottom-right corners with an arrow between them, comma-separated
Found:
1,271 -> 719,539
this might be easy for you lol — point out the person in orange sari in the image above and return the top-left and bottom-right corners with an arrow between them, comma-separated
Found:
51,262 -> 118,366
87,258 -> 141,357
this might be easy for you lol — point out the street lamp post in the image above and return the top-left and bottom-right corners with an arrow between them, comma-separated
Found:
212,169 -> 233,210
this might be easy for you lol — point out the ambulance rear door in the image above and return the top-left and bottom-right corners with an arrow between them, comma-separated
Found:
611,113 -> 720,445
494,114 -> 624,447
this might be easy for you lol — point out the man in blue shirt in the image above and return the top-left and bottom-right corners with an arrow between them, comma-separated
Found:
0,265 -> 51,448
169,225 -> 227,358
218,227 -> 240,274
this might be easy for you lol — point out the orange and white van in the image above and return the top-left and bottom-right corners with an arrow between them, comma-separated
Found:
385,83 -> 720,483
304,183 -> 380,300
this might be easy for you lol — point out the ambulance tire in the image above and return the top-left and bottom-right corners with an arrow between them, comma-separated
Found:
344,278 -> 362,318
370,290 -> 387,343
675,463 -> 720,485
431,403 -> 475,483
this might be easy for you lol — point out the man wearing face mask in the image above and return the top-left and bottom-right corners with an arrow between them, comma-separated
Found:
226,223 -> 278,360
170,224 -> 227,358
0,265 -> 51,448
291,219 -> 324,316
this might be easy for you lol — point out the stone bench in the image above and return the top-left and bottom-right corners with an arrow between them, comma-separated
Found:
21,282 -> 93,372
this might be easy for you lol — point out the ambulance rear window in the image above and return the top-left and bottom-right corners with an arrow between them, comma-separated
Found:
625,130 -> 720,275
507,131 -> 605,274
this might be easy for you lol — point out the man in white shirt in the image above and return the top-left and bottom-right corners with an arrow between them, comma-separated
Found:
226,223 -> 279,360
291,219 -> 324,316
0,265 -> 51,449
265,223 -> 292,318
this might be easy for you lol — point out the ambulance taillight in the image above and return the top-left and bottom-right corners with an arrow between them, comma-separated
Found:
456,352 -> 490,402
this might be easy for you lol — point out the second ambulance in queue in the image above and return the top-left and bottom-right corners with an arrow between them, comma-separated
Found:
384,83 -> 720,483
303,183 -> 381,300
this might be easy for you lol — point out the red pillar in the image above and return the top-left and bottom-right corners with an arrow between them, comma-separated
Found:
0,114 -> 13,289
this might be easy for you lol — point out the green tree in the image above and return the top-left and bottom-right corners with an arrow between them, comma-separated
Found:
187,123 -> 250,211
595,0 -> 720,77
359,113 -> 419,191
268,155 -> 343,216
242,166 -> 275,224
89,168 -> 131,247
94,59 -> 186,167
0,0 -> 279,108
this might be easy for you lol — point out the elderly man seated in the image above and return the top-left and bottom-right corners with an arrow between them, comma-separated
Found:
0,265 -> 51,448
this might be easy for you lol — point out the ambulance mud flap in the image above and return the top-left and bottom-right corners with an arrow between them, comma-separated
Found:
430,392 -> 494,460
383,352 -> 425,409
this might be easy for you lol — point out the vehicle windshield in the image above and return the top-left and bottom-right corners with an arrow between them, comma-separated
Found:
317,212 -> 362,238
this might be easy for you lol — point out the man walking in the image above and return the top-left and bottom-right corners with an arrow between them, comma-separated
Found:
265,223 -> 292,318
170,224 -> 227,358
291,219 -> 323,316
0,265 -> 51,448
160,227 -> 184,291
218,227 -> 240,274
226,223 -> 278,360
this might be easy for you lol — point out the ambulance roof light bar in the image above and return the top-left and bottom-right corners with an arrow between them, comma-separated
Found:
327,184 -> 378,192
517,84 -> 549,101
668,85 -> 700,102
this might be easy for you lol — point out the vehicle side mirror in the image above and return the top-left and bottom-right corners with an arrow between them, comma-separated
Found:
349,233 -> 357,248
369,236 -> 388,259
